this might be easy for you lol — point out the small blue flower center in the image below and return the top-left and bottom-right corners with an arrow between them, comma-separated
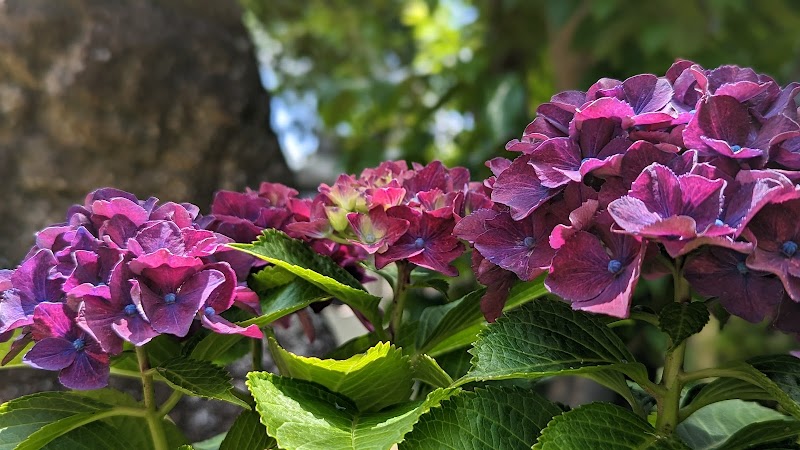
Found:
124,304 -> 137,316
72,338 -> 85,352
523,236 -> 536,248
580,157 -> 591,164
204,306 -> 216,316
731,144 -> 742,152
607,259 -> 623,275
782,240 -> 798,257
414,237 -> 425,249
163,293 -> 177,304
714,219 -> 724,226
736,261 -> 749,275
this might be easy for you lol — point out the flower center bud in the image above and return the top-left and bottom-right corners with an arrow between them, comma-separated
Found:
782,240 -> 798,257
580,157 -> 591,164
72,338 -> 85,352
164,293 -> 177,304
731,144 -> 742,152
736,261 -> 748,275
204,306 -> 215,316
124,304 -> 138,316
523,236 -> 536,248
607,259 -> 623,275
714,219 -> 724,226
414,237 -> 425,249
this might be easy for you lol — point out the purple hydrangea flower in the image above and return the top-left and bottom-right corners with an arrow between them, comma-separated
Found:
24,302 -> 109,390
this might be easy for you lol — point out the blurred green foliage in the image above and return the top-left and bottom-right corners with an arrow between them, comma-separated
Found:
244,0 -> 800,176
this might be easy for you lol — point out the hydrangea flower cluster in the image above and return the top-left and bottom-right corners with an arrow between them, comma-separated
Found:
0,189 -> 262,390
456,60 -> 800,324
286,161 -> 491,277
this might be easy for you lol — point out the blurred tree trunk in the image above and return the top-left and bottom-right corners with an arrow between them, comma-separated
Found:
0,0 -> 302,442
0,0 -> 291,267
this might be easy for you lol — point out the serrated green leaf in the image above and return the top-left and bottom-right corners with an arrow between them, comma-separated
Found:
156,357 -> 250,409
717,418 -> 800,450
230,230 -> 382,326
240,279 -> 331,328
416,289 -> 484,354
461,298 -> 647,385
268,340 -> 413,412
40,422 -> 141,450
411,278 -> 450,298
247,372 -> 456,450
707,356 -> 800,420
534,402 -> 690,449
191,279 -> 329,363
401,386 -> 561,450
684,378 -> 773,418
659,302 -> 710,348
250,265 -> 296,291
411,354 -> 453,388
425,277 -> 548,357
0,392 -> 112,450
677,400 -> 792,450
219,410 -> 277,450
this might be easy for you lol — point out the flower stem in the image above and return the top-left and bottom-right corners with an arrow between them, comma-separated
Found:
655,267 -> 691,435
252,336 -> 264,372
389,260 -> 413,342
136,346 -> 169,450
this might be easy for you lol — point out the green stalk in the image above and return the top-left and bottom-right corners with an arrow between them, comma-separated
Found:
136,346 -> 169,450
252,336 -> 264,372
655,263 -> 691,435
389,260 -> 413,341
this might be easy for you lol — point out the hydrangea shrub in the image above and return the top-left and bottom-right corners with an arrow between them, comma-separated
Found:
4,60 -> 800,449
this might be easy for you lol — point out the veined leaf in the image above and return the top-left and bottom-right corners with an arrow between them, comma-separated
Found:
230,230 -> 382,326
268,340 -> 413,412
658,302 -> 709,348
219,410 -> 278,450
677,400 -> 793,450
401,386 -> 561,450
410,354 -> 453,388
461,298 -> 647,385
534,403 -> 689,449
156,357 -> 250,409
247,372 -> 456,450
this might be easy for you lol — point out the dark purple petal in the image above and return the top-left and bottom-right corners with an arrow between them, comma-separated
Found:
685,247 -> 783,323
491,155 -> 558,220
546,231 -> 617,303
684,95 -> 751,152
129,250 -> 202,293
23,337 -> 76,370
622,74 -> 672,114
58,345 -> 109,390
473,210 -> 557,280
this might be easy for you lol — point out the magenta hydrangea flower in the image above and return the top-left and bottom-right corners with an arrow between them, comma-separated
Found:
0,187 -> 263,389
458,60 -> 800,325
24,302 -> 109,390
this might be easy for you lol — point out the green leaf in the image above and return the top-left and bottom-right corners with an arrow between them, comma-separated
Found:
411,354 -> 453,388
717,419 -> 800,450
191,279 -> 330,363
677,400 -> 792,450
658,302 -> 710,348
707,356 -> 800,420
247,372 -> 456,450
268,340 -> 414,412
220,410 -> 278,450
534,403 -> 690,449
40,422 -> 142,450
240,279 -> 332,328
0,392 -> 111,450
425,277 -> 549,357
156,356 -> 250,409
250,265 -> 296,291
401,386 -> 561,450
462,297 -> 647,385
0,329 -> 32,369
416,289 -> 484,354
230,230 -> 382,326
684,378 -> 773,417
